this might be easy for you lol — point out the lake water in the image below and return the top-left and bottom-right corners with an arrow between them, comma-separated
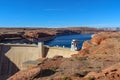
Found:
0,34 -> 92,49
45,34 -> 92,48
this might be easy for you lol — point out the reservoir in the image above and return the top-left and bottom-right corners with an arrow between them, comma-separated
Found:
0,34 -> 92,49
45,34 -> 92,48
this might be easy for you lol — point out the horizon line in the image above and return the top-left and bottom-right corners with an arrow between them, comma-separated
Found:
0,26 -> 118,29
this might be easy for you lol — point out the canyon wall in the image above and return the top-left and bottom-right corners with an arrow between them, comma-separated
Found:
72,31 -> 120,57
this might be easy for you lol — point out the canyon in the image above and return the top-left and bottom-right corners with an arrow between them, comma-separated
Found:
4,31 -> 119,80
0,27 -> 104,43
0,27 -> 119,80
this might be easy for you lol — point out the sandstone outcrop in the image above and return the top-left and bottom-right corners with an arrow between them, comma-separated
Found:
85,63 -> 120,80
8,66 -> 41,80
23,31 -> 39,39
0,32 -> 23,41
71,31 -> 120,80
0,27 -> 104,37
23,32 -> 53,38
73,31 -> 120,57
22,31 -> 55,42
91,32 -> 120,45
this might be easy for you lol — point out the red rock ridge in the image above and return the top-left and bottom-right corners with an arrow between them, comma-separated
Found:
72,31 -> 120,57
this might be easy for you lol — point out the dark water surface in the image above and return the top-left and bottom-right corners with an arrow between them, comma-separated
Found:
0,34 -> 92,49
45,34 -> 92,48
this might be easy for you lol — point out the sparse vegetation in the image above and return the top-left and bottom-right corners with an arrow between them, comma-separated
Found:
87,77 -> 95,80
88,66 -> 93,69
61,77 -> 71,80
49,66 -> 59,71
75,56 -> 87,61
69,59 -> 74,61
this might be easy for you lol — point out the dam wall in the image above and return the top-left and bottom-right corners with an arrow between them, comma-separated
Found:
0,43 -> 77,79
0,44 -> 42,69
0,44 -> 42,79
45,46 -> 78,58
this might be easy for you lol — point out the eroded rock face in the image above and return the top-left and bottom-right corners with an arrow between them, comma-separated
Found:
22,31 -> 54,42
23,31 -> 54,38
7,67 -> 41,80
0,33 -> 23,41
91,32 -> 120,45
85,63 -> 120,80
71,31 -> 120,80
73,31 -> 120,57
22,31 -> 39,39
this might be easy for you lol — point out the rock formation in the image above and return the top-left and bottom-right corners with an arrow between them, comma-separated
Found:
0,27 -> 105,43
73,31 -> 120,57
22,32 -> 39,39
8,67 -> 41,80
85,63 -> 120,80
72,31 -> 120,80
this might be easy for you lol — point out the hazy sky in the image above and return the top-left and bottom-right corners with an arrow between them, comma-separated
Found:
0,0 -> 120,28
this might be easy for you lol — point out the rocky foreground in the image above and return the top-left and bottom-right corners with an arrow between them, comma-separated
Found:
8,31 -> 120,80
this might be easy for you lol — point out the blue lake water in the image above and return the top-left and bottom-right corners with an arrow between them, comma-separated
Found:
45,34 -> 92,48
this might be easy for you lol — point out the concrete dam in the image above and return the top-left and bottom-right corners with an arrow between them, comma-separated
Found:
0,42 -> 78,79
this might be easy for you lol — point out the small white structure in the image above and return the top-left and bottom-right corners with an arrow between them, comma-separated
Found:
71,39 -> 79,51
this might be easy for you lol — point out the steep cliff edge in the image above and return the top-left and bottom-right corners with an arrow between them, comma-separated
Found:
72,31 -> 120,80
72,31 -> 120,57
22,31 -> 55,42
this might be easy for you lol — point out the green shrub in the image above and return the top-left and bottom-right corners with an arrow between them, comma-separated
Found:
75,56 -> 87,60
61,77 -> 71,80
49,66 -> 59,71
87,77 -> 95,80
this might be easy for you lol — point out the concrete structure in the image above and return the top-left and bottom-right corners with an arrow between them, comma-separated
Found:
71,39 -> 79,51
45,46 -> 78,58
0,43 -> 42,79
38,42 -> 44,58
0,42 -> 45,69
0,42 -> 78,79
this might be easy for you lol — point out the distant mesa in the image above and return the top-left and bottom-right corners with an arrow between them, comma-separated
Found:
0,27 -> 105,43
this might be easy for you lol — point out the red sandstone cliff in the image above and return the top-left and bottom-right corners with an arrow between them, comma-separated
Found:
8,67 -> 41,80
85,63 -> 120,80
72,31 -> 120,57
72,31 -> 120,80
